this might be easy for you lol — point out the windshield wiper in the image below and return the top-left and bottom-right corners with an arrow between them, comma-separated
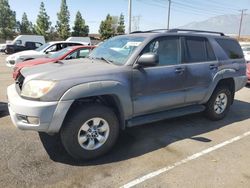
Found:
101,57 -> 113,64
88,56 -> 113,64
95,57 -> 113,64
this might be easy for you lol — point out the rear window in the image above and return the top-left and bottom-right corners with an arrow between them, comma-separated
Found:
184,37 -> 216,63
216,39 -> 244,59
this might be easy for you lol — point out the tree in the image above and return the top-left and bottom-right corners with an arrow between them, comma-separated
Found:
34,2 -> 51,38
56,0 -> 70,39
72,11 -> 89,37
117,13 -> 125,34
0,0 -> 16,39
17,12 -> 33,34
99,14 -> 115,40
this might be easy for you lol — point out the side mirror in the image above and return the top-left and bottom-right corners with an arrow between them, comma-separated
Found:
136,53 -> 159,67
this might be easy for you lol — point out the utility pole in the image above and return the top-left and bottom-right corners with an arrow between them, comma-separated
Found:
167,0 -> 171,30
128,0 -> 132,33
132,15 -> 141,31
238,9 -> 247,40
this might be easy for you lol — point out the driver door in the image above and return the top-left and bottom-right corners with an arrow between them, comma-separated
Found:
132,36 -> 186,116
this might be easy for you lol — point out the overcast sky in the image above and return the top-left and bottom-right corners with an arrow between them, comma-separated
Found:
8,0 -> 250,33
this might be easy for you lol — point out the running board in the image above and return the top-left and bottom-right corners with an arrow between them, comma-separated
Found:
127,105 -> 205,127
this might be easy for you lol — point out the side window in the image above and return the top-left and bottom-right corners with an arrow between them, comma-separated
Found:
142,37 -> 180,66
45,44 -> 57,52
35,42 -> 42,48
65,51 -> 78,60
216,39 -> 244,59
68,43 -> 80,47
184,37 -> 216,63
79,49 -> 90,58
15,40 -> 22,46
206,41 -> 216,61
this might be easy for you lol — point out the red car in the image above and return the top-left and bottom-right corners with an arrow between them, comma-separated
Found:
247,61 -> 250,84
13,45 -> 95,80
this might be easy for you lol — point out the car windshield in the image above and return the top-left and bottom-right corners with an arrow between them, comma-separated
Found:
35,43 -> 51,52
48,47 -> 72,58
89,36 -> 145,65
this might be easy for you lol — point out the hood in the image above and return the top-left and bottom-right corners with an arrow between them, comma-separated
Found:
21,58 -> 123,82
8,50 -> 42,58
16,58 -> 56,69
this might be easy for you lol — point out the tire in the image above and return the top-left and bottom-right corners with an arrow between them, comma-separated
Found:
205,86 -> 233,121
60,104 -> 119,160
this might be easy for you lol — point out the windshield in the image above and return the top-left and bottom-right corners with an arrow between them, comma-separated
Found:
35,43 -> 51,52
89,36 -> 145,65
48,47 -> 72,58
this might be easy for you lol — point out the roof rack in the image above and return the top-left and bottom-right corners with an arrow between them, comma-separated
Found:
167,29 -> 225,36
130,28 -> 225,36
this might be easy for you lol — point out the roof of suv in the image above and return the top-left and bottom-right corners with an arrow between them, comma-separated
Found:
128,29 -> 229,39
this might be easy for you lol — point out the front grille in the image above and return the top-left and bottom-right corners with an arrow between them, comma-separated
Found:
15,74 -> 25,91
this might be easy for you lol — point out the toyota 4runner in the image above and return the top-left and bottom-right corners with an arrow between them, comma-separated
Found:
7,29 -> 247,160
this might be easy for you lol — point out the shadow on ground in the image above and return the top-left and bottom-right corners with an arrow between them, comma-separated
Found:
39,99 -> 250,166
0,102 -> 9,118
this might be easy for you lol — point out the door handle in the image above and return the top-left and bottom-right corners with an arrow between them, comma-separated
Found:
209,64 -> 218,70
175,67 -> 185,74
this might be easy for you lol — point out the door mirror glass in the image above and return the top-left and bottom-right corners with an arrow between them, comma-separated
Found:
137,53 -> 159,67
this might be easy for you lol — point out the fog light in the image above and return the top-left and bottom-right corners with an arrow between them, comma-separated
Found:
17,114 -> 39,125
27,116 -> 39,125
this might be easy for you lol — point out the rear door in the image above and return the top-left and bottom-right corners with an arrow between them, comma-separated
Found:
183,36 -> 218,103
132,36 -> 187,116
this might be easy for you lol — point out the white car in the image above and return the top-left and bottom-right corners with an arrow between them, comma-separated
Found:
0,40 -> 12,52
6,41 -> 88,67
242,46 -> 250,61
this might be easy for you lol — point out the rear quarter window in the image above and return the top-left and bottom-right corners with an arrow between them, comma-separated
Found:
184,36 -> 216,63
216,38 -> 244,59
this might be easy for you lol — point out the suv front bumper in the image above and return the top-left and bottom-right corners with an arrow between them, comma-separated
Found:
7,84 -> 73,133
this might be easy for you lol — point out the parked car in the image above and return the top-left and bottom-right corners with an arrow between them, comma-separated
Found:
242,46 -> 250,60
13,45 -> 95,80
7,29 -> 247,160
4,35 -> 45,54
6,41 -> 87,67
66,37 -> 91,46
0,40 -> 12,52
247,61 -> 250,84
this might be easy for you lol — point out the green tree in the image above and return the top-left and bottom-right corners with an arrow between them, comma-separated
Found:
17,12 -> 33,34
117,13 -> 125,34
72,11 -> 89,37
99,14 -> 115,40
0,0 -> 16,39
56,0 -> 70,39
34,2 -> 51,38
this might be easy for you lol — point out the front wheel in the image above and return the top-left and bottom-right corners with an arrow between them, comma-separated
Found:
205,86 -> 233,121
60,104 -> 119,160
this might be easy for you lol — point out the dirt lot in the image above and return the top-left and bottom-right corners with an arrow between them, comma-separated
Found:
0,54 -> 250,188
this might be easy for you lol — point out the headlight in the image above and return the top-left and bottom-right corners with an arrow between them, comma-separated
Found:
21,80 -> 56,99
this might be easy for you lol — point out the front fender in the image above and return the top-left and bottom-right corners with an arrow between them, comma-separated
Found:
60,81 -> 133,120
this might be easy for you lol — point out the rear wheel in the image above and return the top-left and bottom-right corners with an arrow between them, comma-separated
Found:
205,86 -> 233,121
60,104 -> 119,160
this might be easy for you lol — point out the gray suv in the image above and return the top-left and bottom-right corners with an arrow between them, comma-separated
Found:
7,29 -> 247,160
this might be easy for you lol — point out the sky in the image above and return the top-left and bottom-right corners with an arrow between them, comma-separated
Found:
8,0 -> 250,34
